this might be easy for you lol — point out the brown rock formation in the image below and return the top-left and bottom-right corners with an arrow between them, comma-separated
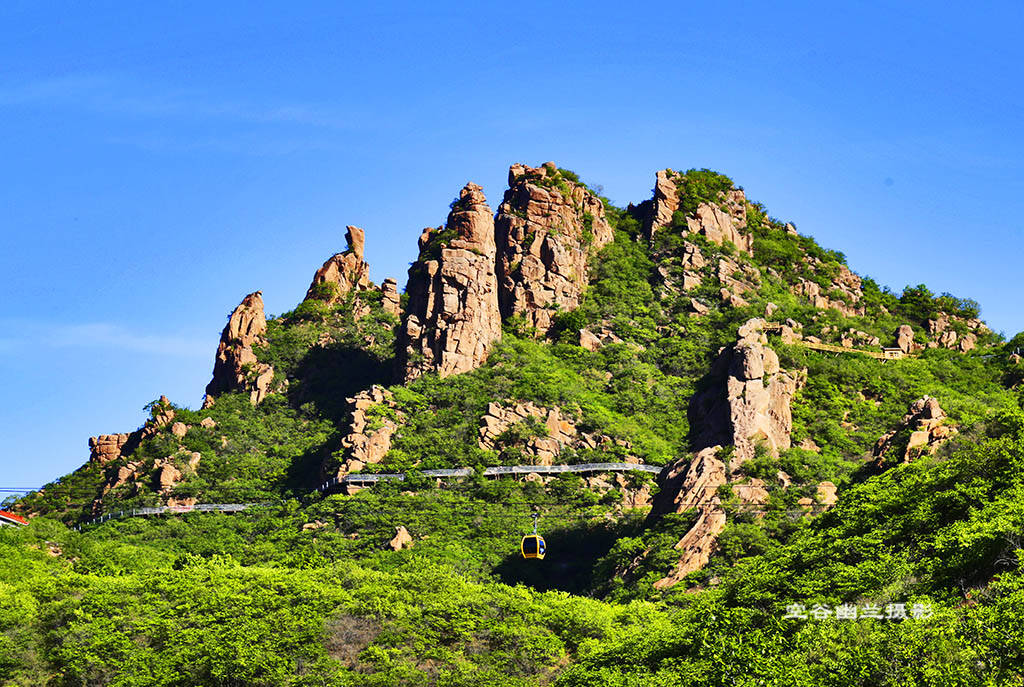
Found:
732,478 -> 770,507
89,434 -> 133,465
873,396 -> 956,466
650,448 -> 729,589
817,481 -> 838,508
578,325 -> 623,351
895,324 -> 920,354
305,226 -> 373,303
89,396 -> 176,466
399,182 -> 502,381
389,526 -> 413,551
494,163 -> 613,334
643,170 -> 752,253
687,191 -> 752,253
646,169 -> 680,237
927,313 -> 985,352
478,402 -> 578,464
205,292 -> 275,405
689,319 -> 804,475
334,386 -> 400,477
381,278 -> 401,317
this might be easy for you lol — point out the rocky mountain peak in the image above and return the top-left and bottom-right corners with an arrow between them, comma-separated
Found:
494,162 -> 614,334
644,168 -> 752,253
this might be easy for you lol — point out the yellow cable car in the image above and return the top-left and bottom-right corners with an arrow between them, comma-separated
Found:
521,512 -> 546,559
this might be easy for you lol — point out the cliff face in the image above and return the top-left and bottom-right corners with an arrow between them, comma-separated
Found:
398,182 -> 503,382
494,163 -> 613,334
204,291 -> 274,406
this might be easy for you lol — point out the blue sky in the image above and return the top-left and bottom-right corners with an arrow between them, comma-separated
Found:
2,1 -> 1022,492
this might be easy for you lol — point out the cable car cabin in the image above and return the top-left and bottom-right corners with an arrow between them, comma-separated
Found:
521,534 -> 546,559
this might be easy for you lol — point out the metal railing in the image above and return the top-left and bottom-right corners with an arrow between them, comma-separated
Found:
74,462 -> 665,529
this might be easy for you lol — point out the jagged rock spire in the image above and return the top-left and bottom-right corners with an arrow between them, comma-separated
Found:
398,182 -> 502,382
204,291 -> 274,405
305,226 -> 372,303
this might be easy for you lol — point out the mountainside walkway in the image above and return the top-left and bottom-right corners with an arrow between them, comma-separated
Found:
762,322 -> 908,360
75,462 -> 664,529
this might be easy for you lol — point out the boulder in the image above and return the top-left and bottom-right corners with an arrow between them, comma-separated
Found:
895,324 -> 918,354
389,526 -> 413,551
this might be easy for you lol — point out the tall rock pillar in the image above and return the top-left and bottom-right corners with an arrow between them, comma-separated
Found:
398,183 -> 502,381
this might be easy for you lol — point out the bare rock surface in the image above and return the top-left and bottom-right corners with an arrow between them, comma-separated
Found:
334,386 -> 401,477
689,319 -> 804,475
874,396 -> 957,466
381,278 -> 401,317
650,448 -> 729,589
305,226 -> 373,303
895,324 -> 922,354
389,525 -> 414,551
399,182 -> 502,381
205,291 -> 275,405
495,163 -> 613,334
478,401 -> 578,465
643,169 -> 751,253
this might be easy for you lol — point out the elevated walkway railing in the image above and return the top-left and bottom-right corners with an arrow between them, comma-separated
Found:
761,322 -> 907,360
319,462 -> 663,491
75,463 -> 666,529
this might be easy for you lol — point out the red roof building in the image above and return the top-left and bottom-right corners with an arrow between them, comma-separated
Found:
0,510 -> 28,526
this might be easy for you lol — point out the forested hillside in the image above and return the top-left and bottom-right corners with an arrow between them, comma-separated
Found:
4,163 -> 1023,686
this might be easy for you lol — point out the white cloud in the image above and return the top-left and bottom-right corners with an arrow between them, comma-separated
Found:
0,321 -> 210,358
0,73 -> 359,130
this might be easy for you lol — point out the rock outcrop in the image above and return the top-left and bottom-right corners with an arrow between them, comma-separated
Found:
305,226 -> 373,303
643,169 -> 752,253
380,278 -> 401,317
334,386 -> 400,477
205,292 -> 274,405
494,163 -> 613,334
399,183 -> 502,381
89,396 -> 175,466
646,169 -> 681,238
926,313 -> 986,352
478,402 -> 577,464
650,448 -> 729,589
689,319 -> 804,475
389,526 -> 413,551
790,263 -> 865,317
873,396 -> 956,466
89,433 -> 135,466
